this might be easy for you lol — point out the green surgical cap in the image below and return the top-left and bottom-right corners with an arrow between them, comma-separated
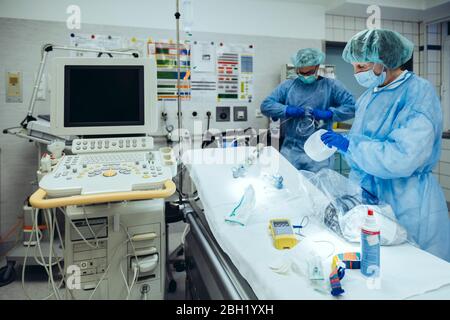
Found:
342,29 -> 414,69
291,48 -> 325,68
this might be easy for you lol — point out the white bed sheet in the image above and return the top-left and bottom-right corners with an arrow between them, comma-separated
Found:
182,147 -> 450,299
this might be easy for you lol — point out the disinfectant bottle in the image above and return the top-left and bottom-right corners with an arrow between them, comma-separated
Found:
361,209 -> 380,277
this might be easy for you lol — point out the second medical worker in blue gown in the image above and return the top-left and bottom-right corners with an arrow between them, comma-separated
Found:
260,48 -> 356,172
322,29 -> 450,262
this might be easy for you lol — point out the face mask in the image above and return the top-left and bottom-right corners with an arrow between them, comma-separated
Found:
299,74 -> 317,84
354,68 -> 386,88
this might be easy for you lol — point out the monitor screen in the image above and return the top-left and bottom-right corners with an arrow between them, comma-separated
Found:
64,65 -> 145,127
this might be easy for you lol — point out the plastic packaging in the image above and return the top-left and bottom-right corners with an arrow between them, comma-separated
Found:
225,185 -> 256,226
361,209 -> 381,278
304,129 -> 337,162
340,204 -> 407,245
301,169 -> 407,246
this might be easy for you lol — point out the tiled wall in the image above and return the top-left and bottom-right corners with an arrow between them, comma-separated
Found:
420,22 -> 443,98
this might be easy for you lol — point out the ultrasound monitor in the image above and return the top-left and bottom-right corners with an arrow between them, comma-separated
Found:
51,58 -> 157,136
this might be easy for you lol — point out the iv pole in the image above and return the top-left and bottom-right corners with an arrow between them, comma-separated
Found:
175,0 -> 184,201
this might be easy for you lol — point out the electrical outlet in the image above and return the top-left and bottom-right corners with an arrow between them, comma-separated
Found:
216,106 -> 230,122
255,109 -> 263,118
233,106 -> 248,122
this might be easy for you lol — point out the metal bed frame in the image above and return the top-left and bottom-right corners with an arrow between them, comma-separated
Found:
184,198 -> 257,300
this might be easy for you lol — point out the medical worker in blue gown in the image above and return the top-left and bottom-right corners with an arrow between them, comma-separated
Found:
321,29 -> 450,262
260,48 -> 356,172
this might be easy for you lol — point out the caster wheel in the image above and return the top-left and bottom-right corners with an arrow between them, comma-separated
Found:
168,279 -> 177,293
174,261 -> 186,272
0,263 -> 16,287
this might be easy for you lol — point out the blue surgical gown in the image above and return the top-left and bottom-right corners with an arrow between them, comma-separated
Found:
261,77 -> 356,172
343,71 -> 450,262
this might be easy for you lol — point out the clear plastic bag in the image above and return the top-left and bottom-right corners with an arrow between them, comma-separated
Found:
224,185 -> 256,226
300,169 -> 407,245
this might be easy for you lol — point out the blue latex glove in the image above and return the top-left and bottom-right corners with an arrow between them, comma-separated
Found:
321,131 -> 349,152
285,105 -> 305,118
312,108 -> 333,120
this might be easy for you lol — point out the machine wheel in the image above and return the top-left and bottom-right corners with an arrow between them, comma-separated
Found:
0,262 -> 16,287
174,260 -> 186,272
168,279 -> 177,293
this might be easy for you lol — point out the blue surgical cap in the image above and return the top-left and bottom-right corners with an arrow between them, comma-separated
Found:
291,48 -> 325,68
342,29 -> 414,69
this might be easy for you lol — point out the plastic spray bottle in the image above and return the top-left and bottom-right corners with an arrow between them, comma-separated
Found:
361,209 -> 380,277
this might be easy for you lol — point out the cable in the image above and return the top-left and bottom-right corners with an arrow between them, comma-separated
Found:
42,209 -> 61,299
88,238 -> 128,300
21,208 -> 37,300
21,208 -> 64,300
82,206 -> 100,247
121,223 -> 140,300
60,207 -> 100,249
293,216 -> 310,237
181,224 -> 190,245
313,240 -> 336,259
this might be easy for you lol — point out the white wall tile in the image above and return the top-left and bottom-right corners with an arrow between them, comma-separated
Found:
393,21 -> 403,33
326,15 -> 333,28
404,33 -> 414,42
326,28 -> 333,40
333,28 -> 345,42
382,19 -> 394,30
440,161 -> 450,176
428,62 -> 438,74
413,62 -> 419,72
427,74 -> 437,86
345,29 -> 355,41
420,22 -> 425,34
428,23 -> 438,34
414,35 -> 419,46
403,22 -> 413,33
429,50 -> 441,62
428,33 -> 440,45
333,15 -> 344,28
344,16 -> 355,30
355,18 -> 365,31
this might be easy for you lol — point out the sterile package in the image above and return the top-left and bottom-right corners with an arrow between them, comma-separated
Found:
300,169 -> 407,246
224,184 -> 256,226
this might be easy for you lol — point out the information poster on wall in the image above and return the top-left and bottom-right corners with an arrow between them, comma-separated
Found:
216,43 -> 254,102
148,41 -> 191,101
190,41 -> 217,101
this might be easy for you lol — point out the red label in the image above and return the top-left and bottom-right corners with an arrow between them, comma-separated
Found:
362,229 -> 380,235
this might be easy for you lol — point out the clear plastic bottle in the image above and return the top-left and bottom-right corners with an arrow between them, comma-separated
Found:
361,209 -> 381,277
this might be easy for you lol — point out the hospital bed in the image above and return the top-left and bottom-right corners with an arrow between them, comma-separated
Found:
182,146 -> 450,300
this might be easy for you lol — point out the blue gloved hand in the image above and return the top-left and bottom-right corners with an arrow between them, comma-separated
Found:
321,131 -> 349,152
312,108 -> 333,120
285,105 -> 305,118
